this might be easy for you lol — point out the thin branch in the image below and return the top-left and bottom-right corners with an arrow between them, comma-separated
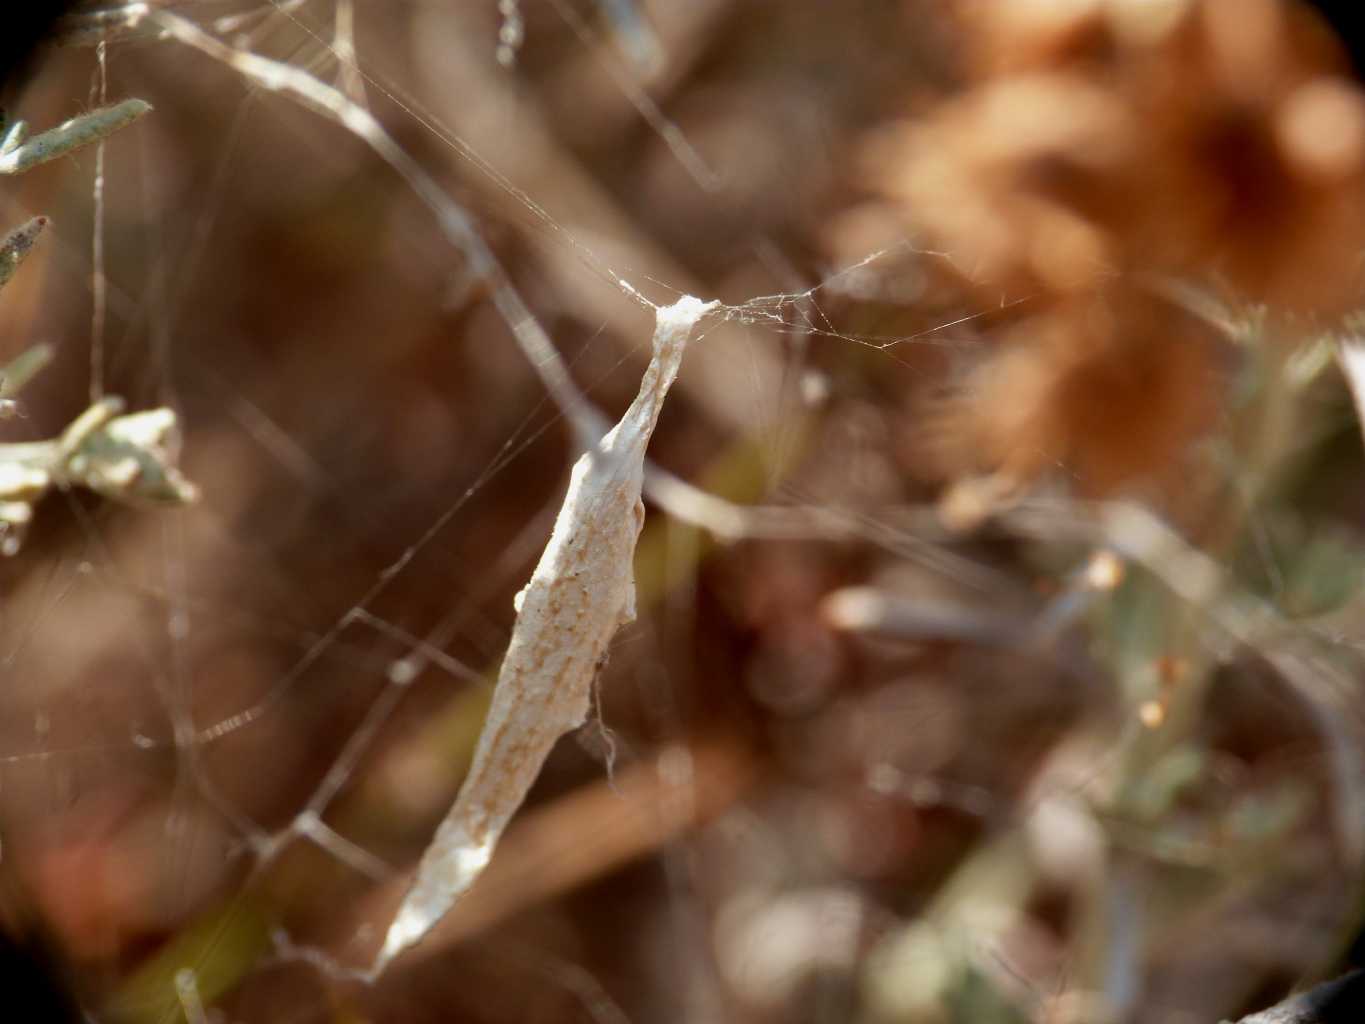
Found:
150,10 -> 617,453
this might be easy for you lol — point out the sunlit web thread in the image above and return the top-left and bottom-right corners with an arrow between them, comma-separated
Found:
6,491 -> 270,847
228,504 -> 568,880
258,0 -> 659,312
50,6 -> 1009,373
172,318 -> 609,636
213,0 -> 309,37
185,324 -> 637,749
261,0 -> 996,362
0,312 -> 627,773
542,0 -> 721,192
729,243 -> 1039,357
254,0 -> 981,359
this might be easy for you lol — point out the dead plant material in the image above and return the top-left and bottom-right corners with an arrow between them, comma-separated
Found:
357,739 -> 756,964
870,0 -> 1365,512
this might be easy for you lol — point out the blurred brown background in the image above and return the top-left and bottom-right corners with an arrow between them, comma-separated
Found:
0,2 -> 1363,1022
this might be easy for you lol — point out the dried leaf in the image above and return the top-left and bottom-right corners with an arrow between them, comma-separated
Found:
375,294 -> 717,971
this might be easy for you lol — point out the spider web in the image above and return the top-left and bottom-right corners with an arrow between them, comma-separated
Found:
0,3 -> 994,1019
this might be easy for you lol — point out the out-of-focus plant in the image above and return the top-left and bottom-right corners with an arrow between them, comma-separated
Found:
0,100 -> 196,554
834,2 -> 1365,1021
871,0 -> 1365,517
